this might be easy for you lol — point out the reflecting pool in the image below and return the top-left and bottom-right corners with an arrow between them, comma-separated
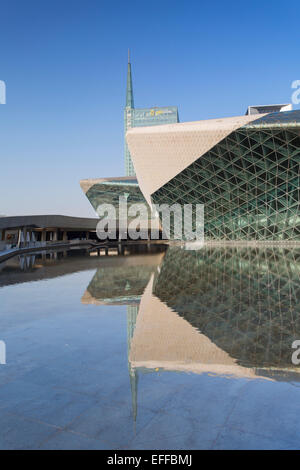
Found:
1,245 -> 300,449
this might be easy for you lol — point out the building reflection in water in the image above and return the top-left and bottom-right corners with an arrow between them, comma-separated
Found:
83,245 -> 300,423
81,245 -> 167,423
2,244 -> 300,426
152,246 -> 300,376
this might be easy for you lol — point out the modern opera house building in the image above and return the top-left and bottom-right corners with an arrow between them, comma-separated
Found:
126,109 -> 300,241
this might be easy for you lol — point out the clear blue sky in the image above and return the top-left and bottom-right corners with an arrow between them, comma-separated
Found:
1,0 -> 299,217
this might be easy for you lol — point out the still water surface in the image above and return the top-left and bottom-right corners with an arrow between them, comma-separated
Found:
1,245 -> 300,449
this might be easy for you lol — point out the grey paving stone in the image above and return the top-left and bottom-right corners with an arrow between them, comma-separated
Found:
0,413 -> 58,450
162,374 -> 249,429
38,430 -> 110,450
129,408 -> 220,450
226,379 -> 300,448
0,378 -> 96,427
66,403 -> 156,448
212,426 -> 289,450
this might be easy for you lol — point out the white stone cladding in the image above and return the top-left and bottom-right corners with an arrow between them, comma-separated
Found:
126,114 -> 266,205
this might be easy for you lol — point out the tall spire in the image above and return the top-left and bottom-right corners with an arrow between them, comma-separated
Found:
126,49 -> 134,108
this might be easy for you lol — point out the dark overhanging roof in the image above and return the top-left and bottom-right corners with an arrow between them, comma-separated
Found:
244,109 -> 300,128
0,215 -> 99,231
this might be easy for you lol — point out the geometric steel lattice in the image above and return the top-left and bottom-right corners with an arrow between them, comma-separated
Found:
152,111 -> 300,241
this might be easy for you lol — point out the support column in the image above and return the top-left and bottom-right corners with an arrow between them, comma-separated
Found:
27,229 -> 31,246
118,243 -> 124,256
22,228 -> 27,247
17,229 -> 21,247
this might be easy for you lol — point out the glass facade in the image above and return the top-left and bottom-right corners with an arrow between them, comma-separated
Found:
152,110 -> 300,241
85,179 -> 148,220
